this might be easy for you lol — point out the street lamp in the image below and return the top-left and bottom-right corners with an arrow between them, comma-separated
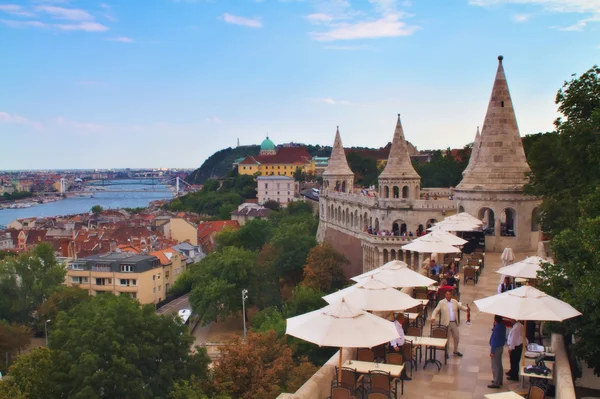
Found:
241,289 -> 248,340
45,319 -> 51,347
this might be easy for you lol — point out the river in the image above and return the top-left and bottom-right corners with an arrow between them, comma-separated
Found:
0,180 -> 173,226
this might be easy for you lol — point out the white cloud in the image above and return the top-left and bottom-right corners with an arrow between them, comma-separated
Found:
0,112 -> 43,129
54,22 -> 109,32
221,13 -> 262,28
0,4 -> 34,17
307,0 -> 417,41
108,36 -> 134,43
35,5 -> 94,21
311,98 -> 352,105
0,19 -> 46,28
306,13 -> 334,24
513,13 -> 531,21
55,117 -> 104,130
310,15 -> 418,41
206,116 -> 223,124
469,0 -> 600,31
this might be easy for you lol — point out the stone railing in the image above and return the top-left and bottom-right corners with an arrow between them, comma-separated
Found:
361,233 -> 413,245
421,187 -> 454,197
322,191 -> 377,207
552,334 -> 576,399
412,200 -> 456,210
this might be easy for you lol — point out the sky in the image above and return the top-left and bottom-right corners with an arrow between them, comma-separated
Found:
0,0 -> 598,170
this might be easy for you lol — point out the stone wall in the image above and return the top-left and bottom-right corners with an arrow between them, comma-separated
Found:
551,334 -> 577,399
322,226 -> 363,278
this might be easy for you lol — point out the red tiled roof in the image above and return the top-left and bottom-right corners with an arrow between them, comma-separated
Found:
239,147 -> 312,166
197,220 -> 240,252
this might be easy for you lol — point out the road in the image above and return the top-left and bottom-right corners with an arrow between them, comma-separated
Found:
156,293 -> 190,315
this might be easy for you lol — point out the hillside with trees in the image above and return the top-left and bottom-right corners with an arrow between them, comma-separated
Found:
186,145 -> 260,185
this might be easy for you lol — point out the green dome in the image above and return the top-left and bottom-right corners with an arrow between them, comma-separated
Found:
260,136 -> 275,151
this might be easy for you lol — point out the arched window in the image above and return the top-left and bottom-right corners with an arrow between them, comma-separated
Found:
478,207 -> 495,236
341,181 -> 347,193
392,219 -> 406,236
364,212 -> 368,229
501,208 -> 516,237
426,218 -> 438,230
402,186 -> 409,199
383,249 -> 389,263
384,186 -> 390,198
417,224 -> 424,236
393,186 -> 400,198
375,218 -> 380,231
531,207 -> 540,232
335,181 -> 340,191
390,249 -> 396,260
346,208 -> 350,226
458,205 -> 465,213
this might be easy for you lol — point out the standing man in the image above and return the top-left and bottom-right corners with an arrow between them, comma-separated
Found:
506,320 -> 524,381
431,290 -> 469,357
498,276 -> 514,294
389,313 -> 412,381
488,315 -> 507,389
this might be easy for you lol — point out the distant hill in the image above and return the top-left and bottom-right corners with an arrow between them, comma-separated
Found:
186,146 -> 260,184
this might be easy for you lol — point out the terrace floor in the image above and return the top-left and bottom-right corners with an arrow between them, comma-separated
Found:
400,251 -> 537,399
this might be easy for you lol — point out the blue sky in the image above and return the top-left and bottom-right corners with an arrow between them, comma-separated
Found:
0,0 -> 598,170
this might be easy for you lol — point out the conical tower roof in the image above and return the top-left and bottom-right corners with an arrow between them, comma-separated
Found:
457,56 -> 531,192
378,114 -> 420,180
323,127 -> 353,176
462,126 -> 481,175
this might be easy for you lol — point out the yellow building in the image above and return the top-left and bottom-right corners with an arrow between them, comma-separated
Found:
66,253 -> 166,305
150,247 -> 186,295
238,137 -> 314,177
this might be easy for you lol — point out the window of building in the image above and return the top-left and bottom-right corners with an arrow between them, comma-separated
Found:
287,183 -> 290,189
165,271 -> 170,279
120,264 -> 134,273
277,191 -> 280,195
130,293 -> 137,299
157,273 -> 161,279
243,166 -> 246,170
71,263 -> 85,271
95,278 -> 111,285
119,279 -> 136,286
71,276 -> 88,284
277,183 -> 280,189
153,287 -> 156,293
158,285 -> 161,291
264,183 -> 268,189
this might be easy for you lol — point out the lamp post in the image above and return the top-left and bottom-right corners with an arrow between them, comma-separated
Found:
241,289 -> 248,340
44,319 -> 51,347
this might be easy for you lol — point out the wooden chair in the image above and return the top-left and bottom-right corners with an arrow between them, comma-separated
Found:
430,324 -> 449,365
527,384 -> 546,399
367,393 -> 390,399
463,267 -> 476,285
372,343 -> 387,362
329,385 -> 358,399
357,348 -> 375,362
368,370 -> 392,397
403,339 -> 417,375
335,367 -> 361,394
385,352 -> 403,365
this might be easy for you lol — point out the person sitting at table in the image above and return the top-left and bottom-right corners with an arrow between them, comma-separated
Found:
498,276 -> 514,294
429,259 -> 442,276
439,279 -> 454,291
390,313 -> 412,381
447,262 -> 458,277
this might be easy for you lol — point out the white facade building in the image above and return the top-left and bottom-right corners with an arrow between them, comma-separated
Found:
257,176 -> 296,206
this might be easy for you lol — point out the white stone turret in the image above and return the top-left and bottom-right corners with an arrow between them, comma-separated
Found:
322,127 -> 354,193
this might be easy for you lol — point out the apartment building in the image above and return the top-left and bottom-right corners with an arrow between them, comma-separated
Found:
257,175 -> 297,206
66,253 -> 165,305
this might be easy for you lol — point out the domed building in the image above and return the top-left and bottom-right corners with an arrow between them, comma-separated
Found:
238,136 -> 315,177
259,136 -> 276,155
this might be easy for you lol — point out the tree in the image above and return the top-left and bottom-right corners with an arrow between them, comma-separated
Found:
270,224 -> 317,284
293,167 -> 306,183
90,205 -> 103,215
189,247 -> 257,325
263,199 -> 281,211
286,358 -> 319,393
0,322 -> 30,372
346,151 -> 379,187
302,243 -> 348,293
0,243 -> 66,323
47,294 -> 201,398
251,244 -> 282,310
7,347 -> 57,399
216,219 -> 273,253
35,286 -> 90,333
212,331 -> 295,399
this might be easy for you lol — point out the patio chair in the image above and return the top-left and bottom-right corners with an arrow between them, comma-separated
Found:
463,267 -> 476,285
406,326 -> 423,362
367,392 -> 390,399
372,343 -> 387,362
403,339 -> 418,374
385,352 -> 403,365
329,385 -> 358,399
527,384 -> 546,399
335,367 -> 361,393
368,370 -> 392,396
357,348 -> 375,362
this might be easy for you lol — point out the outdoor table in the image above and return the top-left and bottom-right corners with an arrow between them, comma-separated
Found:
515,277 -> 527,286
342,359 -> 406,395
484,392 -> 524,399
520,357 -> 555,383
419,299 -> 430,317
405,336 -> 448,371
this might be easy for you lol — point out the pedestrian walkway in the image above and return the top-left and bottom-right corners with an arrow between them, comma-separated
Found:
401,251 -> 535,399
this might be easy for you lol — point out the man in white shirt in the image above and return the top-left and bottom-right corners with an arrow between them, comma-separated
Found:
506,320 -> 525,381
431,290 -> 469,356
389,313 -> 412,381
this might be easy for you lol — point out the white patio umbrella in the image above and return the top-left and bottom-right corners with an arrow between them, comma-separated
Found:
323,276 -> 422,311
417,231 -> 468,247
474,285 -> 581,368
286,298 -> 400,383
442,212 -> 484,225
352,260 -> 437,288
500,247 -> 515,266
428,219 -> 482,232
402,234 -> 462,254
495,256 -> 552,280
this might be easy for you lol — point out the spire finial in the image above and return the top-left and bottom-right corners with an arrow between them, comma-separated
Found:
498,55 -> 504,63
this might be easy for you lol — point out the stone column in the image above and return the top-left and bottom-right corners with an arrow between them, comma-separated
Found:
495,216 -> 501,238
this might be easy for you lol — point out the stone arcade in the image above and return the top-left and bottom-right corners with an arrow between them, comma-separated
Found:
316,56 -> 542,276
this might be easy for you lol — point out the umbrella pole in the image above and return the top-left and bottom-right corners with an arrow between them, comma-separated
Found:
338,348 -> 343,384
521,320 -> 527,373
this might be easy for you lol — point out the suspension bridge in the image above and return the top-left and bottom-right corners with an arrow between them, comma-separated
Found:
37,177 -> 195,196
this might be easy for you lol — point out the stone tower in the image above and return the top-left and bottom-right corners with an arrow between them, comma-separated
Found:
322,127 -> 354,193
378,115 -> 421,200
455,56 -> 541,252
463,126 -> 480,176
